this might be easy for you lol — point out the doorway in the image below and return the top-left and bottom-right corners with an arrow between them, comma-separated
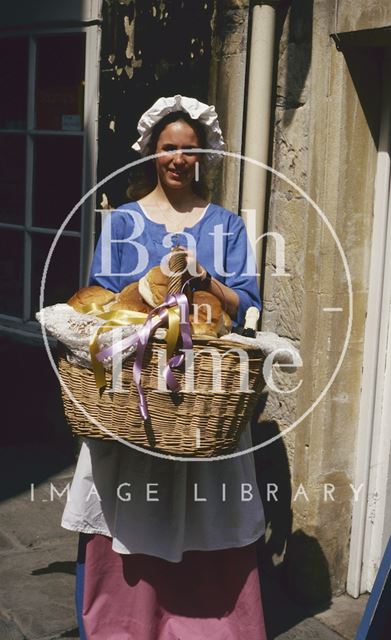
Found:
347,49 -> 391,596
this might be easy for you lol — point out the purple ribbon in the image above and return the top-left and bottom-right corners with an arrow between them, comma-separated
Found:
95,293 -> 193,421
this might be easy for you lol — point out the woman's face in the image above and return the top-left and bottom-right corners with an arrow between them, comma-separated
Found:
154,120 -> 201,191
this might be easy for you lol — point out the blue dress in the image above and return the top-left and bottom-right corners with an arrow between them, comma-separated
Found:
89,201 -> 261,325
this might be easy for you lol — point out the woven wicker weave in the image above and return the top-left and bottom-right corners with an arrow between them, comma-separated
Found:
58,336 -> 265,457
58,248 -> 265,457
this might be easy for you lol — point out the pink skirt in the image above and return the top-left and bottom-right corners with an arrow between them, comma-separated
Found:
79,534 -> 268,639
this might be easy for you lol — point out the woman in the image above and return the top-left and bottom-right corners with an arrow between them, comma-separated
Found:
62,95 -> 267,639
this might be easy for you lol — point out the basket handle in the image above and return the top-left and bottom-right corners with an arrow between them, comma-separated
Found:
167,248 -> 187,294
168,246 -> 230,315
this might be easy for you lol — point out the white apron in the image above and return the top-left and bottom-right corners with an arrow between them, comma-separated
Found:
62,424 -> 265,562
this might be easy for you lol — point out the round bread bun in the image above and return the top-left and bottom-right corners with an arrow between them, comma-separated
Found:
67,286 -> 117,312
222,310 -> 233,334
190,291 -> 232,338
138,266 -> 169,307
111,282 -> 153,314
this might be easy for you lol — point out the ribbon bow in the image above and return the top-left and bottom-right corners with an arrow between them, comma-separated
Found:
94,293 -> 192,421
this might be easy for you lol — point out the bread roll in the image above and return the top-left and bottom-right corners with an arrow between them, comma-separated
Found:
190,291 -> 232,338
111,282 -> 152,314
67,286 -> 117,312
138,266 -> 169,307
222,311 -> 232,334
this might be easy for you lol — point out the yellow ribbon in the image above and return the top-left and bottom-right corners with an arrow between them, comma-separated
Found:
166,306 -> 180,359
77,303 -> 181,391
88,310 -> 148,391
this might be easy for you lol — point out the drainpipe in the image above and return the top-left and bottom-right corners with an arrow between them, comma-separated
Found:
240,1 -> 279,280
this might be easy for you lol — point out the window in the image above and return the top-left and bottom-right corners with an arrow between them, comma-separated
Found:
0,28 -> 99,335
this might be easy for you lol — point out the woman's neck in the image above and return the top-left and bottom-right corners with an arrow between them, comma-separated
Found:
149,182 -> 203,212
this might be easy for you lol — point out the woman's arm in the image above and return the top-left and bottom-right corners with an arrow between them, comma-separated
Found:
207,278 -> 239,320
187,259 -> 240,320
221,214 -> 262,324
182,213 -> 261,324
88,207 -> 145,292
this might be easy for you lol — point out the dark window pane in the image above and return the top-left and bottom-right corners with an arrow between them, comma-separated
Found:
31,234 -> 80,318
0,230 -> 24,316
0,135 -> 26,224
32,136 -> 83,230
0,37 -> 28,130
35,34 -> 85,131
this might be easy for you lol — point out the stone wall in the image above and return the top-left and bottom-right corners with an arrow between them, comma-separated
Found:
258,0 -> 382,600
336,0 -> 391,33
208,0 -> 250,212
98,0 -> 213,206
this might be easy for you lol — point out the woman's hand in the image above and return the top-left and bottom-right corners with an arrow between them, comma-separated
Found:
176,246 -> 239,320
177,246 -> 204,278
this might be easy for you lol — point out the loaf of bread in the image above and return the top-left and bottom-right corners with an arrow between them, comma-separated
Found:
67,286 -> 117,312
110,282 -> 153,314
138,266 -> 169,307
67,268 -> 232,338
190,290 -> 232,337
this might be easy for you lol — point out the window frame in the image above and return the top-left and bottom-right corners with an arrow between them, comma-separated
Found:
0,23 -> 100,340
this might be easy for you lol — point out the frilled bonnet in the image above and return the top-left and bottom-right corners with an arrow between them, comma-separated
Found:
131,94 -> 225,157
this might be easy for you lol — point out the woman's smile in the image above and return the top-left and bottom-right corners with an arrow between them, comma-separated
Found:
168,168 -> 185,178
154,121 -> 200,190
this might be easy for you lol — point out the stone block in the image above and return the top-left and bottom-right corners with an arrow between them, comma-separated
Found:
336,0 -> 391,33
275,617 -> 345,639
0,618 -> 25,640
0,543 -> 77,639
0,485 -> 75,550
0,531 -> 15,552
315,593 -> 369,640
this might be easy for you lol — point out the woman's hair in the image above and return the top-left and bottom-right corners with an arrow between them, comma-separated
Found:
147,111 -> 207,154
126,111 -> 209,200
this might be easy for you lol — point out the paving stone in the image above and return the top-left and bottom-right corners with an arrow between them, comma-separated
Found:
0,618 -> 25,640
0,543 -> 77,640
0,485 -> 75,550
0,444 -> 76,503
0,530 -> 17,552
315,594 -> 369,640
275,617 -> 344,639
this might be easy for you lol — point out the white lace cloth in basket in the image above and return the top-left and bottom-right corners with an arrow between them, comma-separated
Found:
221,331 -> 300,369
36,304 -> 147,369
36,303 -> 300,372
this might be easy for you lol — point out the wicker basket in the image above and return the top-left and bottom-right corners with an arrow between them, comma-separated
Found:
58,250 -> 265,457
58,336 -> 265,457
